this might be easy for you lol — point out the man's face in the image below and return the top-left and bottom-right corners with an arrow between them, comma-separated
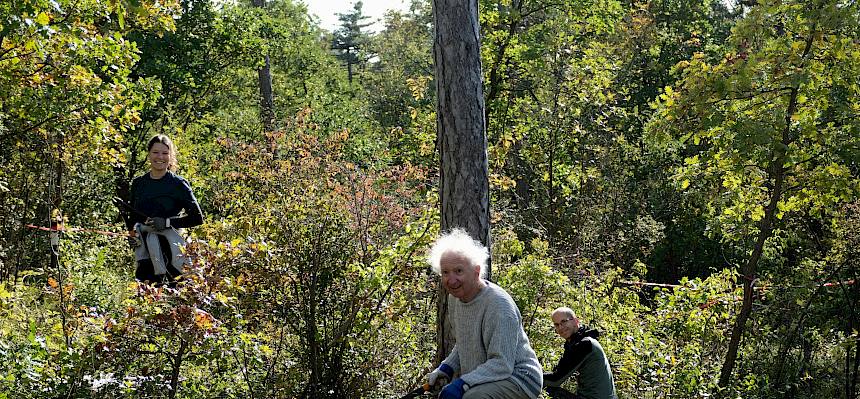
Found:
440,251 -> 483,302
552,312 -> 579,340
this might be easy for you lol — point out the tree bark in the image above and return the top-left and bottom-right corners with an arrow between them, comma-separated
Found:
432,0 -> 490,365
846,273 -> 859,399
253,0 -> 275,131
168,339 -> 187,399
258,55 -> 275,131
51,153 -> 71,349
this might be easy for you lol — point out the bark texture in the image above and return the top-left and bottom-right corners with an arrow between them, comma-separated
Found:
253,0 -> 275,131
432,0 -> 490,365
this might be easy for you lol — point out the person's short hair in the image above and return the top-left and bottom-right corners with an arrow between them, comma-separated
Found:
427,228 -> 489,278
551,307 -> 576,319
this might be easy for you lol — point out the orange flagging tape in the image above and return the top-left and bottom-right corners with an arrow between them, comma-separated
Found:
619,279 -> 855,290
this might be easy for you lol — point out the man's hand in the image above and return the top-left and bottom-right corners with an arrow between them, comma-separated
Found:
425,363 -> 453,387
127,233 -> 141,249
145,217 -> 169,231
439,378 -> 466,399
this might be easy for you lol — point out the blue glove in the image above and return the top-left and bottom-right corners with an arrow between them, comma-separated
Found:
440,378 -> 466,399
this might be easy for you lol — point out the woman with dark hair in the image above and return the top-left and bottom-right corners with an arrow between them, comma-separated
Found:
125,134 -> 203,284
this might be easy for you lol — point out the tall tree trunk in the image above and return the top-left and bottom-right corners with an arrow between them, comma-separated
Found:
258,55 -> 274,131
50,151 -> 71,349
718,85 -> 799,390
168,339 -> 187,399
847,332 -> 856,399
253,0 -> 274,131
846,273 -> 859,399
432,0 -> 490,365
717,19 -> 818,385
717,169 -> 781,388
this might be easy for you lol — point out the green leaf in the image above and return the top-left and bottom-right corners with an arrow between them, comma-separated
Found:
27,320 -> 36,344
35,12 -> 50,26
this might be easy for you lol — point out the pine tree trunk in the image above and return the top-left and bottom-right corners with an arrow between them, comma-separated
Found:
258,55 -> 274,131
253,0 -> 274,131
432,0 -> 490,365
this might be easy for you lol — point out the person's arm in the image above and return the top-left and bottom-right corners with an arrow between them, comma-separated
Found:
543,338 -> 594,387
458,300 -> 522,388
170,178 -> 203,229
442,344 -> 461,374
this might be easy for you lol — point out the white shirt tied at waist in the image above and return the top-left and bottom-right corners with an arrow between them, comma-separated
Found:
134,223 -> 188,276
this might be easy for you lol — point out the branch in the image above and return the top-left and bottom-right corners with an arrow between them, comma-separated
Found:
707,86 -> 794,106
15,105 -> 87,136
0,49 -> 38,63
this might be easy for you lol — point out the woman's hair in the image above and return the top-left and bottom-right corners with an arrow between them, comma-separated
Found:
427,228 -> 489,278
147,134 -> 178,171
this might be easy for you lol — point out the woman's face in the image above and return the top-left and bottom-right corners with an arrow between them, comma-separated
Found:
148,142 -> 171,173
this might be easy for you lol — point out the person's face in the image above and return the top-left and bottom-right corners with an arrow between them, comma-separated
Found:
148,143 -> 171,173
552,312 -> 579,340
440,251 -> 483,302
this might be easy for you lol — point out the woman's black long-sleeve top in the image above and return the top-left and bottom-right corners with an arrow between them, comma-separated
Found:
125,171 -> 203,231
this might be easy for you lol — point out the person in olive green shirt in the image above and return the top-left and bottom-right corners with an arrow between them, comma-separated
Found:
543,307 -> 617,399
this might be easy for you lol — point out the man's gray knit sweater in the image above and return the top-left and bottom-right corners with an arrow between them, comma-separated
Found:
442,281 -> 543,398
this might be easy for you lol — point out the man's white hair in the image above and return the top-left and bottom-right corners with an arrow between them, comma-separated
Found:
428,228 -> 489,278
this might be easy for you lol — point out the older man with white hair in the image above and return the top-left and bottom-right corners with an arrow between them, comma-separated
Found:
424,229 -> 543,399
